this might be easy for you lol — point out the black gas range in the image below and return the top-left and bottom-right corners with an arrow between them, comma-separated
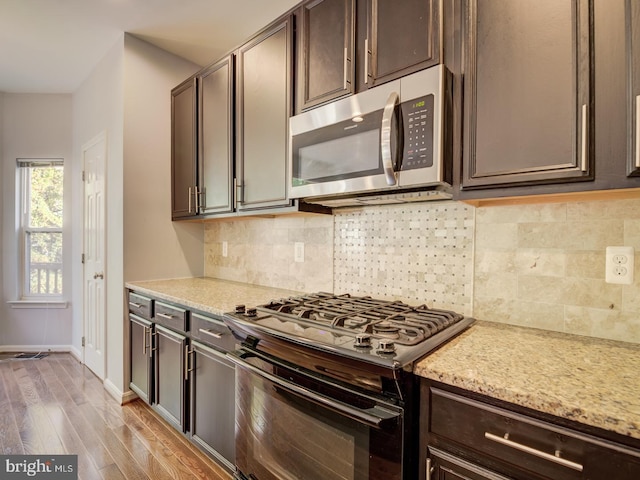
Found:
223,292 -> 474,480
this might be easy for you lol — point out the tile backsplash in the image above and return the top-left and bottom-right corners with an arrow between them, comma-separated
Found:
203,196 -> 640,344
474,198 -> 640,343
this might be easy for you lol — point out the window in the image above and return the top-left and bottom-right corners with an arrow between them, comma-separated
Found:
18,158 -> 64,298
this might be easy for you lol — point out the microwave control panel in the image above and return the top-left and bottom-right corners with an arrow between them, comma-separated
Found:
401,94 -> 434,170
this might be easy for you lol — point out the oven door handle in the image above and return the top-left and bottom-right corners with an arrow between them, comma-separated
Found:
227,351 -> 401,429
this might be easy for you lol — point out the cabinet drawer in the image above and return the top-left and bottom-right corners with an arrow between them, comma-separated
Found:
154,301 -> 187,333
430,387 -> 640,480
128,292 -> 153,319
190,312 -> 236,352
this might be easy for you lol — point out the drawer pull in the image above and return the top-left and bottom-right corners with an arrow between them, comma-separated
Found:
129,302 -> 142,308
198,328 -> 223,339
485,432 -> 583,472
156,312 -> 174,320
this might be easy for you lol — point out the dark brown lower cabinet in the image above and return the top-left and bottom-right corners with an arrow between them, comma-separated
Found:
190,341 -> 236,471
154,324 -> 188,432
428,447 -> 510,480
129,314 -> 153,404
422,380 -> 640,480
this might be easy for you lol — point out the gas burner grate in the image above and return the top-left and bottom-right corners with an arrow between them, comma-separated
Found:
257,293 -> 465,346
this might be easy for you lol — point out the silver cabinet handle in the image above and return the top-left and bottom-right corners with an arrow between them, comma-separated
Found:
364,38 -> 369,85
198,328 -> 223,339
581,104 -> 588,172
426,458 -> 433,480
129,301 -> 142,308
156,312 -> 174,320
93,272 -> 104,279
635,95 -> 640,168
381,91 -> 400,186
142,326 -> 147,355
198,187 -> 206,212
343,47 -> 348,90
188,186 -> 193,213
485,432 -> 583,472
184,345 -> 190,378
235,178 -> 244,206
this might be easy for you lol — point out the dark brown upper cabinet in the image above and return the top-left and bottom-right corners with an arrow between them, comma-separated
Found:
236,16 -> 294,211
461,0 -> 592,190
198,55 -> 235,216
362,0 -> 440,88
297,0 -> 355,111
295,0 -> 440,113
171,77 -> 198,220
628,0 -> 640,176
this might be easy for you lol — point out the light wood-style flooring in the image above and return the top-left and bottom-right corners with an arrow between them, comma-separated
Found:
0,353 -> 231,480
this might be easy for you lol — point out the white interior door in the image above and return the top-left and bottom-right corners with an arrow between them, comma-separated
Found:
83,132 -> 107,380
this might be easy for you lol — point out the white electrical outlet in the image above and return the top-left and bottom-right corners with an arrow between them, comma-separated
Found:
605,246 -> 634,284
294,242 -> 305,263
222,241 -> 228,258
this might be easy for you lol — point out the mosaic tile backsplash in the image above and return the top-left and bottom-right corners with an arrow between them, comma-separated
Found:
333,202 -> 475,315
203,196 -> 640,344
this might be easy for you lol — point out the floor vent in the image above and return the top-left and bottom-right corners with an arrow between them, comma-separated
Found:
0,352 -> 49,361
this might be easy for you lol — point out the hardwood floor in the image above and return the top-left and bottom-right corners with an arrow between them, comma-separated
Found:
0,353 -> 231,480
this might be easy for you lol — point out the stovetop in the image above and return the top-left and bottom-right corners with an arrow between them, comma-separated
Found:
223,292 -> 474,369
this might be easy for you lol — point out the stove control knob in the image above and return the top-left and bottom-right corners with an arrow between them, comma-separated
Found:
235,305 -> 246,314
377,339 -> 396,355
354,333 -> 372,348
245,308 -> 258,317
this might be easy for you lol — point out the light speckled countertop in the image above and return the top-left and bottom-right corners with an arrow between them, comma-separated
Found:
414,321 -> 640,441
126,277 -> 303,317
126,277 -> 640,442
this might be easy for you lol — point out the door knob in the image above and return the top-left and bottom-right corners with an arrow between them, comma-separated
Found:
93,272 -> 104,279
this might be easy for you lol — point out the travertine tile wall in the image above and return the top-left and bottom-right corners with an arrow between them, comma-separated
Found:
474,198 -> 640,343
203,197 -> 640,343
204,215 -> 334,293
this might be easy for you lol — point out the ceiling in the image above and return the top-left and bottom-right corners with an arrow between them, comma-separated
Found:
0,0 -> 300,94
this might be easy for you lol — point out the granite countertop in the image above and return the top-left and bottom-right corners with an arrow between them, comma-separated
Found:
126,277 -> 640,442
126,277 -> 303,317
414,321 -> 640,441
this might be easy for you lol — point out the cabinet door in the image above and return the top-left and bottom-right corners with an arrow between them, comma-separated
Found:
190,342 -> 236,472
154,325 -> 187,432
129,314 -> 153,404
199,55 -> 235,215
297,0 -> 355,111
628,0 -> 640,176
171,77 -> 198,219
236,17 -> 293,211
462,0 -> 592,189
364,0 -> 439,88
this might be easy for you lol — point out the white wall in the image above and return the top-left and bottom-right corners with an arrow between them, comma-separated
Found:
123,34 -> 203,283
72,36 -> 125,393
0,93 -> 73,349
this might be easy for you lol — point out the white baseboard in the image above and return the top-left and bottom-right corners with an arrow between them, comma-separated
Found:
0,345 -> 72,353
103,378 -> 136,405
69,345 -> 83,363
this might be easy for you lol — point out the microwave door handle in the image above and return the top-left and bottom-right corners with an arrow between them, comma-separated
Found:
381,91 -> 399,186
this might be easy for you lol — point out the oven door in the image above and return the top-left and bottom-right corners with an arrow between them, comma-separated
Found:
227,348 -> 404,480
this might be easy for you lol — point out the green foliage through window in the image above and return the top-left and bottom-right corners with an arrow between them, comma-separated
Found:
18,159 -> 64,297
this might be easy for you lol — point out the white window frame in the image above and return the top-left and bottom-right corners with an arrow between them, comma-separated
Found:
17,158 -> 64,300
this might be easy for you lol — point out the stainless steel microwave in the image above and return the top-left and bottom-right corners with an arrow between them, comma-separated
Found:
288,65 -> 451,206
